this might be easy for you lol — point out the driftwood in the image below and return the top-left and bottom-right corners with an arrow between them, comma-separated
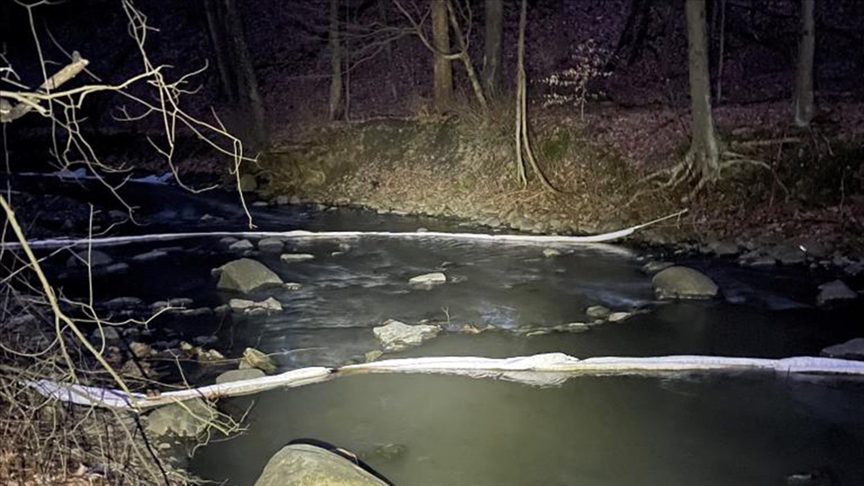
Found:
27,354 -> 864,411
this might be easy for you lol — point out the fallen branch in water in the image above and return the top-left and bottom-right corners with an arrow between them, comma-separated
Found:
2,209 -> 689,250
27,353 -> 864,411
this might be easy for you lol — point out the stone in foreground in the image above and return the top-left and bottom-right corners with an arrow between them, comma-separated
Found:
816,280 -> 857,308
408,272 -> 446,286
254,444 -> 389,486
217,258 -> 283,294
652,266 -> 719,300
820,338 -> 864,361
373,319 -> 440,352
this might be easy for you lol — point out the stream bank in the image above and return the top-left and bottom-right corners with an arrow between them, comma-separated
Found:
254,110 -> 864,263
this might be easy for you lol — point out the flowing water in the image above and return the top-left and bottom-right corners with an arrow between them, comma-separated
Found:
12,176 -> 864,486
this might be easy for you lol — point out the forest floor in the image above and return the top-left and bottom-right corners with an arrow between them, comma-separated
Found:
257,98 -> 864,260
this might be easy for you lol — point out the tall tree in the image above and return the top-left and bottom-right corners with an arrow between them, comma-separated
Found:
612,0 -> 652,67
685,0 -> 720,181
514,0 -> 557,192
431,0 -> 453,111
793,0 -> 815,128
328,0 -> 344,121
482,0 -> 504,97
203,0 -> 268,149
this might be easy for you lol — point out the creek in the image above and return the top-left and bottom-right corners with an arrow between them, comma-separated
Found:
13,176 -> 864,486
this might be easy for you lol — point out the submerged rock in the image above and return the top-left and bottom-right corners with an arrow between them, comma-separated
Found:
219,236 -> 239,248
359,443 -> 408,463
816,280 -> 857,308
254,444 -> 390,486
607,312 -> 632,323
280,253 -> 315,263
241,347 -> 278,374
229,297 -> 283,315
151,298 -> 195,311
542,248 -> 561,258
373,320 -> 440,352
257,237 -> 285,253
229,239 -> 255,252
820,338 -> 864,361
104,262 -> 130,275
131,250 -> 168,263
641,261 -> 674,275
844,262 -> 864,277
216,368 -> 265,384
102,296 -> 144,310
145,398 -> 218,439
707,240 -> 739,257
67,250 -> 112,268
91,326 -> 120,343
768,244 -> 806,265
652,267 -> 719,300
586,305 -> 611,319
217,259 -> 283,294
408,272 -> 446,286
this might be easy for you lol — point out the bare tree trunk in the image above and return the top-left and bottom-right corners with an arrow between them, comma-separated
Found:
612,0 -> 652,67
685,0 -> 720,180
716,0 -> 726,104
793,0 -> 815,128
514,0 -> 557,192
203,0 -> 235,100
378,0 -> 398,101
432,0 -> 453,111
482,0 -> 503,97
328,0 -> 344,121
447,1 -> 487,110
204,0 -> 268,150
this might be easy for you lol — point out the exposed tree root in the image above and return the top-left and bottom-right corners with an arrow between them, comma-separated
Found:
628,149 -> 789,206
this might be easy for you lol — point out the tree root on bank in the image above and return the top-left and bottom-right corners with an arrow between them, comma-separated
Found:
628,149 -> 789,206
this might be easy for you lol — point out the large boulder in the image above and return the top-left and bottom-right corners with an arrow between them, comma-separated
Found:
217,259 -> 283,294
373,319 -> 440,352
820,338 -> 864,361
254,444 -> 389,486
652,267 -> 719,300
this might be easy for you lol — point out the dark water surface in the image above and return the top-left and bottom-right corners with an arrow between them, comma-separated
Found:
193,373 -> 864,486
16,177 -> 864,486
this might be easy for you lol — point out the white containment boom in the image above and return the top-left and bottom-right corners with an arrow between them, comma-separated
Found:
27,353 -> 864,411
3,211 -> 688,250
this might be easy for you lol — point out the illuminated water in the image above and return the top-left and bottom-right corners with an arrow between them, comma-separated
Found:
16,177 -> 864,485
192,372 -> 864,486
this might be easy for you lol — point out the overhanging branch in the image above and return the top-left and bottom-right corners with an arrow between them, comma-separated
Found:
0,51 -> 89,123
